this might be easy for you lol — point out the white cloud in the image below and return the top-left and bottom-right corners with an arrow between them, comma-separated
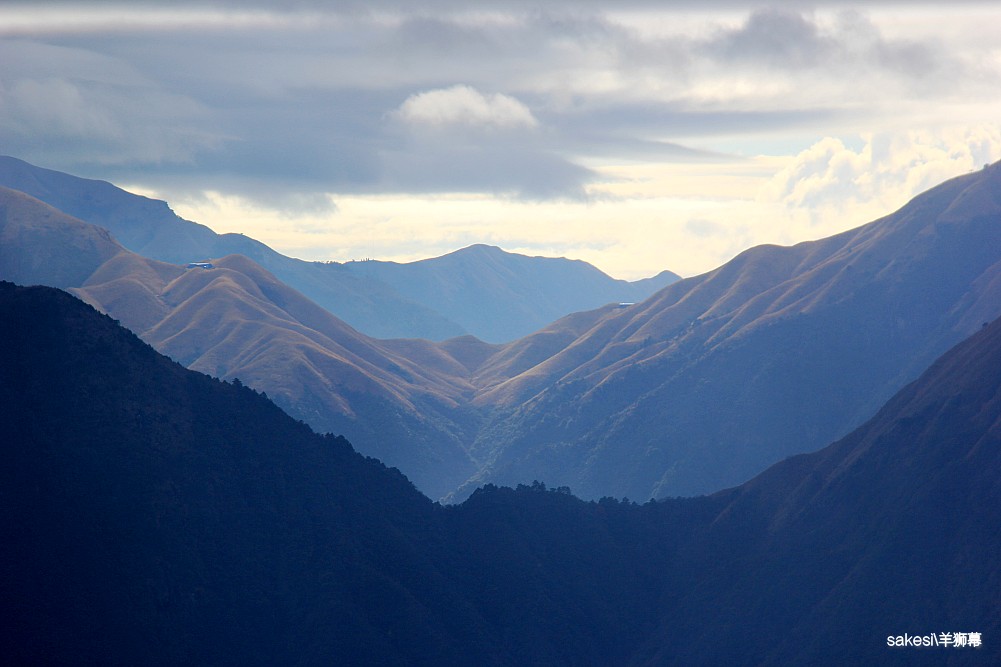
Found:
761,126 -> 1001,213
395,85 -> 538,130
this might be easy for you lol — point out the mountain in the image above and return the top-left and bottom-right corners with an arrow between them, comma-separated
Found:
0,155 -> 465,340
455,162 -> 1001,501
0,155 -> 677,341
81,252 -> 488,498
0,281 -> 498,665
5,161 -> 1001,506
0,186 -> 122,289
3,281 -> 999,665
640,308 -> 1001,665
0,281 -> 683,665
345,244 -> 679,342
0,186 -> 482,498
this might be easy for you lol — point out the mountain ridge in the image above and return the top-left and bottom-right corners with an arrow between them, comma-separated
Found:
0,281 -> 500,665
2,280 -> 998,665
345,243 -> 677,342
0,187 -> 488,498
0,155 -> 677,342
641,311 -> 1001,664
4,159 -> 1001,505
452,162 -> 1001,501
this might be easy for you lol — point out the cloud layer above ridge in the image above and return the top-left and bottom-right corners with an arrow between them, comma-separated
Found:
2,2 -> 1001,276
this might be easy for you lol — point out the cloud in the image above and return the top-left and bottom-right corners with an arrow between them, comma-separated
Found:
395,85 -> 538,130
385,85 -> 591,198
5,2 -> 1001,293
0,37 -> 219,174
695,8 -> 989,102
2,1 -> 1001,233
685,218 -> 728,238
710,8 -> 832,68
4,77 -> 120,140
379,144 -> 594,199
760,125 -> 1001,225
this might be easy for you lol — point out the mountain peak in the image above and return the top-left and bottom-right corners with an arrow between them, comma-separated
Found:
456,162 -> 1001,501
458,243 -> 504,254
0,156 -> 679,342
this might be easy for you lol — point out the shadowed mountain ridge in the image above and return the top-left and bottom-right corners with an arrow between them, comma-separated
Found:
2,281 -> 998,665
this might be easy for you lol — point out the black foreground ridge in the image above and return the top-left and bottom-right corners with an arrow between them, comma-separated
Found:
1,281 -> 998,665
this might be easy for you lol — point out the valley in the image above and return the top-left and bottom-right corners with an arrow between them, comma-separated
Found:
3,279 -> 998,664
4,158 -> 1001,503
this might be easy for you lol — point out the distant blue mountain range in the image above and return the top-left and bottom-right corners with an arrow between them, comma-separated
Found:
0,155 -> 678,342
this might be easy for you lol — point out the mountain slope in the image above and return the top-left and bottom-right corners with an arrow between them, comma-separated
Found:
0,282 -> 500,666
0,186 -> 124,288
120,253 -> 486,498
346,244 -> 678,342
458,163 -> 1001,501
5,156 -> 1001,507
0,187 -> 484,498
0,154 -> 466,340
0,282 -> 680,665
640,312 -> 1001,665
0,155 -> 676,341
3,282 -> 999,665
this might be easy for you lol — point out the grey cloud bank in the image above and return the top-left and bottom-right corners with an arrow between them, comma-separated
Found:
1,2 -> 1000,276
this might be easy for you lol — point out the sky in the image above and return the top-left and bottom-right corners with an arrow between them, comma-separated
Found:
2,2 -> 1001,279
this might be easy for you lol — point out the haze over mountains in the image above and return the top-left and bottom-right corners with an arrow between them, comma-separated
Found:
346,244 -> 678,343
2,157 -> 1001,504
0,155 -> 678,343
3,281 -> 998,665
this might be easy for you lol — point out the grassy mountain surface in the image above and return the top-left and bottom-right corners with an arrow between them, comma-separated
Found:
0,187 -> 482,497
0,155 -> 464,340
638,309 -> 1001,665
4,162 -> 1001,505
2,281 -> 998,665
0,155 -> 676,342
0,186 -> 122,289
456,162 -> 1001,501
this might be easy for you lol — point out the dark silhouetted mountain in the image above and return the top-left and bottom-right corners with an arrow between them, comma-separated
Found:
0,155 -> 677,341
638,310 -> 1001,665
456,162 -> 1001,501
2,282 -> 998,665
0,282 -> 498,665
